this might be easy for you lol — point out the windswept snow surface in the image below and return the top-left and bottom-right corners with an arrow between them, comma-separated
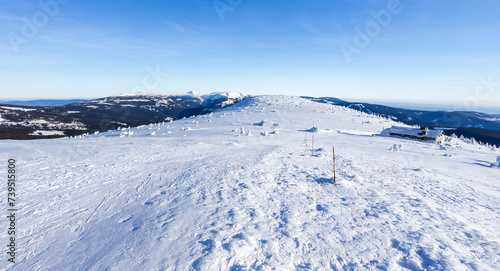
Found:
1,96 -> 499,270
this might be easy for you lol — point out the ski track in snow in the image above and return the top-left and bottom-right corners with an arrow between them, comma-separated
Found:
1,95 -> 499,270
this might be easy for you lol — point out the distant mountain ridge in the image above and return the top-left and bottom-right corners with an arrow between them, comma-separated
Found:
303,96 -> 500,146
0,92 -> 249,139
353,100 -> 500,115
303,96 -> 500,130
0,99 -> 88,106
1,94 -> 499,145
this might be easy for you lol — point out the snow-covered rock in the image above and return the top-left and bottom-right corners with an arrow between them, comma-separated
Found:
390,144 -> 403,152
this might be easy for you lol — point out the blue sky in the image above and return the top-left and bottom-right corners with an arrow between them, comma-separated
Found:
1,0 -> 499,108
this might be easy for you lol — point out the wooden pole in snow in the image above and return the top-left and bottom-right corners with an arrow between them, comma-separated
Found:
333,145 -> 336,184
312,119 -> 315,155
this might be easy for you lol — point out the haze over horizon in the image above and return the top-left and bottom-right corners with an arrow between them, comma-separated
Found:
2,95 -> 500,115
1,0 -> 499,108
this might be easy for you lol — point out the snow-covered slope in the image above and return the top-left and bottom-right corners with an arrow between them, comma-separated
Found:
0,92 -> 249,139
1,96 -> 499,270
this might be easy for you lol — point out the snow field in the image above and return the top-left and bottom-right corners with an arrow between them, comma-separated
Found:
1,95 -> 499,270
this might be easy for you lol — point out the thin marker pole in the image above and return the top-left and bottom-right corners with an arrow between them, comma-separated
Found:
312,119 -> 315,155
333,145 -> 336,184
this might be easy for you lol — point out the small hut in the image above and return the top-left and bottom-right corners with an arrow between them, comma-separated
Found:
381,126 -> 445,144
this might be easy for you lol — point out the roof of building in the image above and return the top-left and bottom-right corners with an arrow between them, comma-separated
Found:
381,126 -> 444,139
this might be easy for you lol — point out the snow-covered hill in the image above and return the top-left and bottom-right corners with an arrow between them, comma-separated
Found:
303,96 -> 500,147
0,92 -> 249,139
1,96 -> 499,270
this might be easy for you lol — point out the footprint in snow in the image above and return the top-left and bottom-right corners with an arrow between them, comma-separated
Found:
199,239 -> 215,254
316,204 -> 326,212
118,215 -> 133,223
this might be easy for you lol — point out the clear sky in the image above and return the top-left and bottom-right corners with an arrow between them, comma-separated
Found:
1,0 -> 499,107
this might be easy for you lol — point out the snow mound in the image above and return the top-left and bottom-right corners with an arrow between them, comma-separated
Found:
253,120 -> 268,126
